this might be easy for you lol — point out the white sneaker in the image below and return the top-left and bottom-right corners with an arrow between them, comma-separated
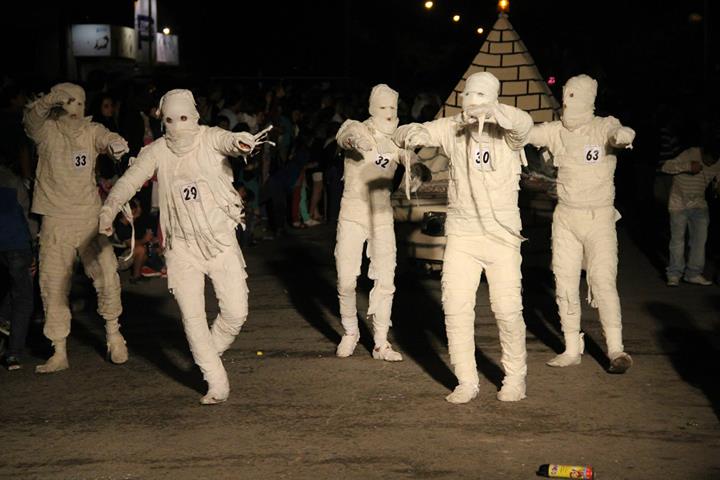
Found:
547,333 -> 584,367
336,333 -> 360,358
666,276 -> 680,287
445,383 -> 479,404
35,352 -> 69,374
372,342 -> 403,362
546,352 -> 581,367
683,275 -> 712,286
106,333 -> 129,364
497,377 -> 526,402
200,391 -> 229,405
305,218 -> 322,227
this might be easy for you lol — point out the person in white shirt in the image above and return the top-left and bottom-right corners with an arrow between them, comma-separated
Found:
660,145 -> 720,286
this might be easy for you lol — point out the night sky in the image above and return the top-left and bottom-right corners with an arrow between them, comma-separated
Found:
1,0 -> 717,111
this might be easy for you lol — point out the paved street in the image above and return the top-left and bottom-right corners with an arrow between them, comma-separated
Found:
1,217 -> 719,479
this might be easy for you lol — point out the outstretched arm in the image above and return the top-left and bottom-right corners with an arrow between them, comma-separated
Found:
99,150 -> 158,235
93,124 -> 129,161
605,116 -> 635,149
496,103 -> 533,151
336,120 -> 374,153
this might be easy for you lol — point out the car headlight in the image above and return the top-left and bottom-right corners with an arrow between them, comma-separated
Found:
421,211 -> 446,237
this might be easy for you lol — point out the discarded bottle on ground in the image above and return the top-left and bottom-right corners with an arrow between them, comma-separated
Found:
537,464 -> 594,479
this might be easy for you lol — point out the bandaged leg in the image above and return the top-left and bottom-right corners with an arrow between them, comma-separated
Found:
36,217 -> 77,373
36,338 -> 69,373
79,232 -> 126,364
549,210 -> 585,367
585,212 -> 631,373
442,236 -> 482,403
209,245 -> 249,355
166,247 -> 229,404
367,224 -> 401,361
486,240 -> 527,401
334,220 -> 367,357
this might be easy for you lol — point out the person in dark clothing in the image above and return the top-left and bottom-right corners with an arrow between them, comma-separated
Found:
0,158 -> 36,370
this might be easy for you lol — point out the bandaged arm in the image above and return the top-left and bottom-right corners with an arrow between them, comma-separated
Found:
93,124 -> 129,160
99,150 -> 158,234
605,116 -> 635,149
336,120 -> 374,153
208,127 -> 255,157
498,103 -> 534,151
22,93 -> 64,142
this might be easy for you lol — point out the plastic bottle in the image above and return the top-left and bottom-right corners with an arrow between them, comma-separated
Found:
537,464 -> 594,479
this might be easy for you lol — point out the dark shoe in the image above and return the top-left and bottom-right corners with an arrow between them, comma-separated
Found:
608,352 -> 633,374
4,355 -> 22,371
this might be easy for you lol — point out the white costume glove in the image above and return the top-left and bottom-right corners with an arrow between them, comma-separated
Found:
98,208 -> 114,236
108,140 -> 129,160
343,134 -> 374,152
234,131 -> 256,154
610,126 -> 635,148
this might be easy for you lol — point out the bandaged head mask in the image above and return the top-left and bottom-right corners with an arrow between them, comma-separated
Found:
461,72 -> 500,112
51,83 -> 86,135
159,89 -> 201,156
368,84 -> 399,135
561,74 -> 597,130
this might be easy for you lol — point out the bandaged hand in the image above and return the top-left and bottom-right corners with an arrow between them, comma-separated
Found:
108,140 -> 129,160
47,89 -> 74,107
98,209 -> 114,237
611,126 -> 635,148
492,103 -> 514,130
394,125 -> 431,150
234,131 -> 256,153
344,135 -> 373,152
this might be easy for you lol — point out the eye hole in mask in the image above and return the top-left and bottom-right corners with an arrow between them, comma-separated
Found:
180,115 -> 187,121
166,117 -> 173,124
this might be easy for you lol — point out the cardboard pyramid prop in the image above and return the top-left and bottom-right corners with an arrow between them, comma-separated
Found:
437,13 -> 560,123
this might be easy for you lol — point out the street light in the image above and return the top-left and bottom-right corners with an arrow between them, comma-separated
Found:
162,27 -> 171,35
452,14 -> 460,22
476,27 -> 484,34
424,1 -> 433,10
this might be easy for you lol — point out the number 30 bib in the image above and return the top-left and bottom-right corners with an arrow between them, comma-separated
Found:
473,144 -> 493,171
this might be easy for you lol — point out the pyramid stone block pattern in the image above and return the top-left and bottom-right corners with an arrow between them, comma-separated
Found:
439,14 -> 559,124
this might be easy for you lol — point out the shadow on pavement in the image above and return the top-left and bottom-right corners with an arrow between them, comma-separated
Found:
647,300 -> 720,420
71,284 -> 205,395
264,238 -> 343,349
392,267 -> 457,391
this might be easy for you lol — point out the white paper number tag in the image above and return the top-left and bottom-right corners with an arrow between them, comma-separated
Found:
180,182 -> 199,202
584,145 -> 602,164
72,151 -> 89,169
473,145 -> 493,171
374,154 -> 391,170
